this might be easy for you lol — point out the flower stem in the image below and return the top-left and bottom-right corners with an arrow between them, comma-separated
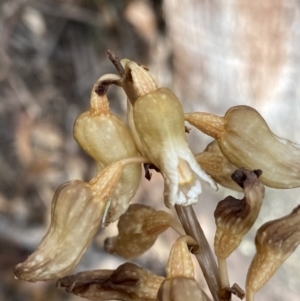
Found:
245,291 -> 254,301
218,257 -> 231,300
175,205 -> 225,301
218,257 -> 230,287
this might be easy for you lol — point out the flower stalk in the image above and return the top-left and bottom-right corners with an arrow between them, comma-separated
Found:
175,205 -> 223,301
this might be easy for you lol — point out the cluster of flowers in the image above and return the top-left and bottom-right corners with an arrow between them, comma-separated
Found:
14,51 -> 300,301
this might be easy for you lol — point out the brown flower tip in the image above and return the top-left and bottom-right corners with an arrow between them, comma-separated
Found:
246,205 -> 300,300
195,140 -> 242,191
184,112 -> 225,140
166,235 -> 198,279
57,262 -> 164,301
157,277 -> 211,301
214,168 -> 265,259
122,60 -> 158,97
89,78 -> 112,116
231,168 -> 262,189
104,204 -> 180,259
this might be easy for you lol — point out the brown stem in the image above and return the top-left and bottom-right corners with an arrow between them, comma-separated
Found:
218,257 -> 230,290
107,50 -> 138,104
218,257 -> 231,301
107,50 -> 126,78
175,205 -> 225,301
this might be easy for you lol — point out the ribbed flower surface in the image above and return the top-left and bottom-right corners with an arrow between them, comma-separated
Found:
14,162 -> 123,281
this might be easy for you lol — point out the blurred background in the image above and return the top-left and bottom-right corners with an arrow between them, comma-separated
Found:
1,0 -> 300,300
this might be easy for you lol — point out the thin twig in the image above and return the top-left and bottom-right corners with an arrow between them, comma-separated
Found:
107,50 -> 126,78
175,205 -> 223,301
107,50 -> 138,104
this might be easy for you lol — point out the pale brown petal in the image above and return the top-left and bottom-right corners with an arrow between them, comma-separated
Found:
195,140 -> 242,191
186,105 -> 300,189
166,235 -> 197,279
73,79 -> 142,223
214,168 -> 265,259
14,162 -> 123,282
133,87 -> 216,207
157,277 -> 211,301
246,205 -> 300,301
104,204 -> 184,259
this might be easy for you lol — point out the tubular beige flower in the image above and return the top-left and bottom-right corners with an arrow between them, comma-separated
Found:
14,161 -> 124,282
214,168 -> 264,294
104,203 -> 185,259
122,60 -> 217,208
214,169 -> 265,259
73,77 -> 142,223
246,205 -> 300,301
185,106 -> 300,189
157,277 -> 212,301
14,157 -> 148,282
157,235 -> 211,301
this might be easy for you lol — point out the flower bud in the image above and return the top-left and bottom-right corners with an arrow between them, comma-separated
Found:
157,277 -> 211,301
246,205 -> 300,301
14,162 -> 123,282
166,235 -> 198,279
104,204 -> 185,259
195,140 -> 242,191
214,168 -> 265,259
73,79 -> 142,223
122,60 -> 217,208
57,262 -> 164,301
157,236 -> 211,301
185,105 -> 300,189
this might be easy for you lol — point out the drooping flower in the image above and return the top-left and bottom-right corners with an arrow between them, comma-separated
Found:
14,157 -> 148,282
246,205 -> 300,301
73,77 -> 142,223
104,203 -> 185,259
214,169 -> 265,259
214,168 -> 264,294
185,105 -> 300,188
14,161 -> 124,282
121,60 -> 217,208
57,262 -> 164,301
157,235 -> 211,301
